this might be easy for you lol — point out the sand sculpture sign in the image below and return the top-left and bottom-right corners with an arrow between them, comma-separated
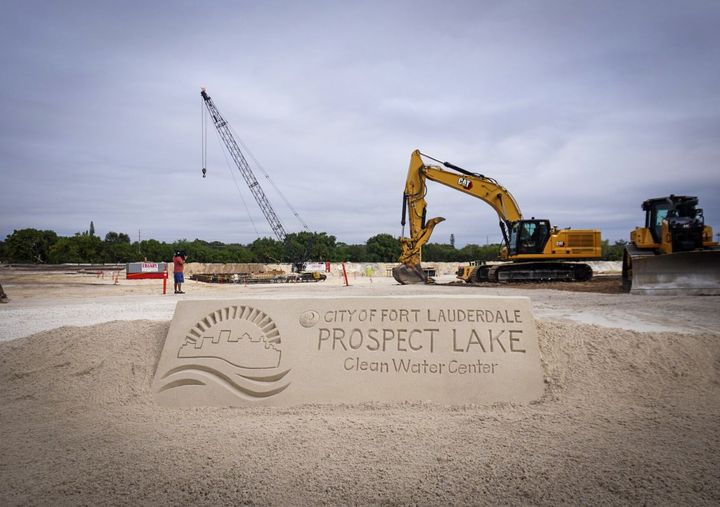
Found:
152,296 -> 544,406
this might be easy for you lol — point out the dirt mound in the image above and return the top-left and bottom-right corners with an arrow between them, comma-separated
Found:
3,319 -> 715,407
536,320 -> 719,402
0,321 -> 168,406
1,320 -> 719,505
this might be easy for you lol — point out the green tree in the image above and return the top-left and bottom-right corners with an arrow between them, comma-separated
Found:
457,243 -> 501,262
173,239 -> 209,262
103,241 -> 137,263
4,228 -> 58,263
346,244 -> 368,262
138,239 -> 173,262
602,239 -> 627,261
109,243 -> 137,263
48,237 -> 82,263
283,233 -> 309,263
422,243 -> 458,262
48,233 -> 103,263
73,234 -> 103,262
333,242 -> 351,262
103,231 -> 133,262
283,232 -> 337,262
307,232 -> 338,261
105,231 -> 131,244
222,244 -> 255,263
366,233 -> 400,262
250,237 -> 283,263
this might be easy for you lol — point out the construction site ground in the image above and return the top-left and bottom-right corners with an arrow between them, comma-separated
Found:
1,265 -> 719,505
443,274 -> 626,294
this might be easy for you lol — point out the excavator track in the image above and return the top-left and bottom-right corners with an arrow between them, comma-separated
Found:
623,247 -> 720,295
393,261 -> 593,284
471,262 -> 593,283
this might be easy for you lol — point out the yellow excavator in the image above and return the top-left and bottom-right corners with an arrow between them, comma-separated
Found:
392,150 -> 602,284
622,195 -> 719,294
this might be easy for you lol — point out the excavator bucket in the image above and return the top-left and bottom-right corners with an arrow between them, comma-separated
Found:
392,264 -> 428,284
630,250 -> 720,295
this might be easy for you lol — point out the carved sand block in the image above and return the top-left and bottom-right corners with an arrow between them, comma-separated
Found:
152,296 -> 544,407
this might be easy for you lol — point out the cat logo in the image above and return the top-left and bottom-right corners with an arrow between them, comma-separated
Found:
458,177 -> 473,189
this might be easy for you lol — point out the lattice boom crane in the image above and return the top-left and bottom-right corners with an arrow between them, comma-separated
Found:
200,87 -> 288,241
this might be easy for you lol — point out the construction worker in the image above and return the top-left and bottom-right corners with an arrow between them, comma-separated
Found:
173,251 -> 186,294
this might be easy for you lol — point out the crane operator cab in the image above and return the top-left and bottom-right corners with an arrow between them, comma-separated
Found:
507,219 -> 550,256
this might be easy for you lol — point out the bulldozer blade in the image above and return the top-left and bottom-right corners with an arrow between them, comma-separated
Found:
392,264 -> 428,285
631,250 -> 720,295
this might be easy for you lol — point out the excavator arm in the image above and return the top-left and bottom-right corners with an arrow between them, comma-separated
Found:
422,164 -> 523,243
394,150 -> 523,283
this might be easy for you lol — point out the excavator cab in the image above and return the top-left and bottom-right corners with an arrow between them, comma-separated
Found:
508,220 -> 550,256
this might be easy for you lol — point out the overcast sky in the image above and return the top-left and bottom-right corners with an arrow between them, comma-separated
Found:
1,0 -> 719,247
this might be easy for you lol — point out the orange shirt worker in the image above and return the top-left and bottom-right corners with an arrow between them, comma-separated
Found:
173,251 -> 186,294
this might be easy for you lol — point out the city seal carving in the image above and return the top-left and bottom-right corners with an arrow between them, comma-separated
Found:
298,310 -> 320,328
152,296 -> 545,407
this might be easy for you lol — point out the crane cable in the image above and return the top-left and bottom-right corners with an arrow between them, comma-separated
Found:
200,91 -> 310,234
211,124 -> 262,238
201,97 -> 207,178
228,123 -> 310,231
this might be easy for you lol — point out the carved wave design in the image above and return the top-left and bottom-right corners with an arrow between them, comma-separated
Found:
158,364 -> 291,399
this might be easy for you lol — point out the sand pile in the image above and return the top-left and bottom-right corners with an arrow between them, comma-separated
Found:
1,320 -> 719,505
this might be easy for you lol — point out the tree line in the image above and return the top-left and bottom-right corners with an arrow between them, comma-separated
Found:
0,227 -> 628,264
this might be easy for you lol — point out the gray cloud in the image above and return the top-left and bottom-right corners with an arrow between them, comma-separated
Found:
1,0 -> 719,247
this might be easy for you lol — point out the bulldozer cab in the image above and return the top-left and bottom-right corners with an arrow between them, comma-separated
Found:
508,220 -> 550,256
642,196 -> 704,250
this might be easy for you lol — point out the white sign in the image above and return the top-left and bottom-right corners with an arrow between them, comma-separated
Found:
303,262 -> 326,272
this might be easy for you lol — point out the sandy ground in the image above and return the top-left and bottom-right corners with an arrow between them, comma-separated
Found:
1,268 -> 719,505
2,269 -> 718,341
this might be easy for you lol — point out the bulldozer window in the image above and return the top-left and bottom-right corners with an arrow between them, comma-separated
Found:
648,204 -> 670,243
655,208 -> 669,226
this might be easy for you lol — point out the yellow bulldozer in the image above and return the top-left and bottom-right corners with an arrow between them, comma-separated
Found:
622,195 -> 720,294
392,150 -> 602,284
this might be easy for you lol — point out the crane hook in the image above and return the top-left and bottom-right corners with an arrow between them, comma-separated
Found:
202,167 -> 207,178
